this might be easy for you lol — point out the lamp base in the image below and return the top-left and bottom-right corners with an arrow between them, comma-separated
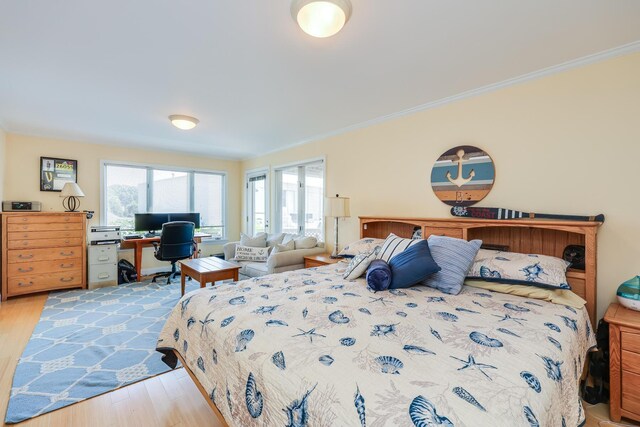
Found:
62,196 -> 81,212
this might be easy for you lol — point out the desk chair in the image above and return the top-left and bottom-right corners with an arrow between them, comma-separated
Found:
151,221 -> 196,284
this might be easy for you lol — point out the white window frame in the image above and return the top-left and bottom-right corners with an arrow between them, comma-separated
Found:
273,157 -> 325,239
100,160 -> 228,241
245,167 -> 270,236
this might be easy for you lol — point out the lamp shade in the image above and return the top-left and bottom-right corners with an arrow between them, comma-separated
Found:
325,195 -> 350,218
60,182 -> 85,198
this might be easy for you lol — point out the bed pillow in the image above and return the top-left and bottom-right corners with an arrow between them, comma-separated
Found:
240,232 -> 267,248
388,240 -> 441,289
344,248 -> 380,280
235,245 -> 269,261
376,233 -> 421,262
366,259 -> 392,292
271,239 -> 295,254
465,280 -> 586,308
422,235 -> 482,295
294,236 -> 318,250
339,238 -> 385,258
467,249 -> 571,290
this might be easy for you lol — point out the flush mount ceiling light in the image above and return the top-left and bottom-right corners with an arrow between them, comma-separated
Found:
169,114 -> 199,130
291,0 -> 352,38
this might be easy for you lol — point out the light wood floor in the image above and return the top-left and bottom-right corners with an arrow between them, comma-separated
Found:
0,293 -> 223,427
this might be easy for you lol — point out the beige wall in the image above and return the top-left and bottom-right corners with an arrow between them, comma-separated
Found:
242,52 -> 640,319
3,134 -> 242,271
0,127 -> 5,202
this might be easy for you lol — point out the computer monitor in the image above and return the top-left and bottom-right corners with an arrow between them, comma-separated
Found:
134,212 -> 201,234
168,213 -> 200,228
134,213 -> 169,234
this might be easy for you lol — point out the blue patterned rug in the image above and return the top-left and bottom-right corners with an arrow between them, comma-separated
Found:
5,280 -> 200,424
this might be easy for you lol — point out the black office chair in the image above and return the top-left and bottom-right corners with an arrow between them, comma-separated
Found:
151,221 -> 196,284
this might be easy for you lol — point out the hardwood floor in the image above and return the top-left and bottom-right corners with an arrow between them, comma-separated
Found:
0,293 -> 222,427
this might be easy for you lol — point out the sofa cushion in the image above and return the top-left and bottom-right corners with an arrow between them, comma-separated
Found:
240,232 -> 267,248
267,233 -> 285,247
272,240 -> 295,254
294,236 -> 318,250
242,261 -> 270,277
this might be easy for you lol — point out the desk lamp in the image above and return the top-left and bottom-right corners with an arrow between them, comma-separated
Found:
60,182 -> 85,212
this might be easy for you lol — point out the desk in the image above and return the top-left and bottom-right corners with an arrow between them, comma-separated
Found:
119,233 -> 212,281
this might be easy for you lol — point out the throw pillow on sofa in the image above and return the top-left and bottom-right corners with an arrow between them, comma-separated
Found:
235,245 -> 269,261
271,240 -> 295,254
240,232 -> 267,248
267,233 -> 285,247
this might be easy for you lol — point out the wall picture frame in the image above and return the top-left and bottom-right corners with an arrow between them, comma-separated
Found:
40,157 -> 78,192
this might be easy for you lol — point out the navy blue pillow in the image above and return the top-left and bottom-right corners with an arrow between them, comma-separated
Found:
366,259 -> 392,292
389,240 -> 441,289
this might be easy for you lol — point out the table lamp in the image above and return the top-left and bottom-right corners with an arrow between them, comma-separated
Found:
325,194 -> 350,258
60,182 -> 85,212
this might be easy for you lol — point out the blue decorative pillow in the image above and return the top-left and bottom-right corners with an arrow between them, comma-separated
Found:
366,259 -> 392,292
388,240 -> 441,289
423,235 -> 482,295
467,249 -> 571,290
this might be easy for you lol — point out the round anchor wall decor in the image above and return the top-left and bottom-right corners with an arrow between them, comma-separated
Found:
430,145 -> 495,207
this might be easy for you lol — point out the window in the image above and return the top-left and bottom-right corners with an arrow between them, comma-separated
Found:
274,159 -> 324,239
102,162 -> 226,239
246,171 -> 268,236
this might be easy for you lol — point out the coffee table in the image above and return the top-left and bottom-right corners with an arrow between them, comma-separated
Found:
179,257 -> 240,296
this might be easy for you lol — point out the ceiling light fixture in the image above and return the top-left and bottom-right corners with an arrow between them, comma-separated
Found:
169,115 -> 199,130
291,0 -> 352,38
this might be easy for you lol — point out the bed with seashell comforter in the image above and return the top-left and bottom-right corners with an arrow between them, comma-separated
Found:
156,263 -> 595,427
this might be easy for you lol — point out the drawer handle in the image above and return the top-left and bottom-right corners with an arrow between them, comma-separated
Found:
64,218 -> 70,222
18,254 -> 34,260
60,277 -> 74,283
18,281 -> 33,287
18,267 -> 33,273
97,256 -> 109,262
60,251 -> 75,256
60,263 -> 75,269
98,273 -> 110,279
64,240 -> 70,244
21,218 -> 28,222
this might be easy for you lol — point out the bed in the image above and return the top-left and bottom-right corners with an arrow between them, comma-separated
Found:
156,217 -> 601,427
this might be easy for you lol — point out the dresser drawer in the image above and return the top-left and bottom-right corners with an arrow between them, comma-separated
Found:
424,227 -> 463,239
7,238 -> 84,249
6,215 -> 83,224
8,230 -> 84,241
7,270 -> 84,295
622,332 -> 640,353
89,245 -> 118,265
622,370 -> 640,415
7,222 -> 84,232
6,258 -> 83,277
7,247 -> 83,263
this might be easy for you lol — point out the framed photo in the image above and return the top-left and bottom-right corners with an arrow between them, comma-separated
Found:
40,157 -> 78,192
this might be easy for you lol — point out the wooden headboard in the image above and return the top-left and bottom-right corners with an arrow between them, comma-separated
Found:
360,216 -> 602,326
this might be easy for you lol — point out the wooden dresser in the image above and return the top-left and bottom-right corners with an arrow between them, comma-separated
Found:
1,212 -> 87,301
604,303 -> 640,423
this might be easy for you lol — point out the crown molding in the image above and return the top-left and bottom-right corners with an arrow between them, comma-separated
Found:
246,40 -> 640,161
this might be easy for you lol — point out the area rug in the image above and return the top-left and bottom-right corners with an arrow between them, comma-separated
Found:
5,280 -> 201,424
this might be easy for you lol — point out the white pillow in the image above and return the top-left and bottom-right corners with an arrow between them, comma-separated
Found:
294,236 -> 318,250
240,232 -> 267,248
376,233 -> 420,262
271,240 -> 295,254
344,248 -> 380,280
235,245 -> 269,261
267,233 -> 285,247
339,238 -> 385,257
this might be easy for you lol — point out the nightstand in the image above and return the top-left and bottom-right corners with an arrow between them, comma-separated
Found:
604,303 -> 640,423
304,254 -> 343,268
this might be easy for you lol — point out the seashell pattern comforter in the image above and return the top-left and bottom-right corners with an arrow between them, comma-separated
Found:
156,263 -> 595,427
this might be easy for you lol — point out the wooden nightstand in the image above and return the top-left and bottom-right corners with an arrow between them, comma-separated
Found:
304,254 -> 343,268
604,303 -> 640,423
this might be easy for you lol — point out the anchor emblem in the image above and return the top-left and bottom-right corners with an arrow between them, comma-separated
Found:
446,149 -> 475,187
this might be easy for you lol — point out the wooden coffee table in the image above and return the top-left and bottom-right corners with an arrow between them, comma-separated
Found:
179,257 -> 240,296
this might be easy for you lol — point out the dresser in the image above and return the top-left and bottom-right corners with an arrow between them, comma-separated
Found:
1,212 -> 87,301
604,303 -> 640,423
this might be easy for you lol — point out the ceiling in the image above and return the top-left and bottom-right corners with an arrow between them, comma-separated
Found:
1,1 -> 639,160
